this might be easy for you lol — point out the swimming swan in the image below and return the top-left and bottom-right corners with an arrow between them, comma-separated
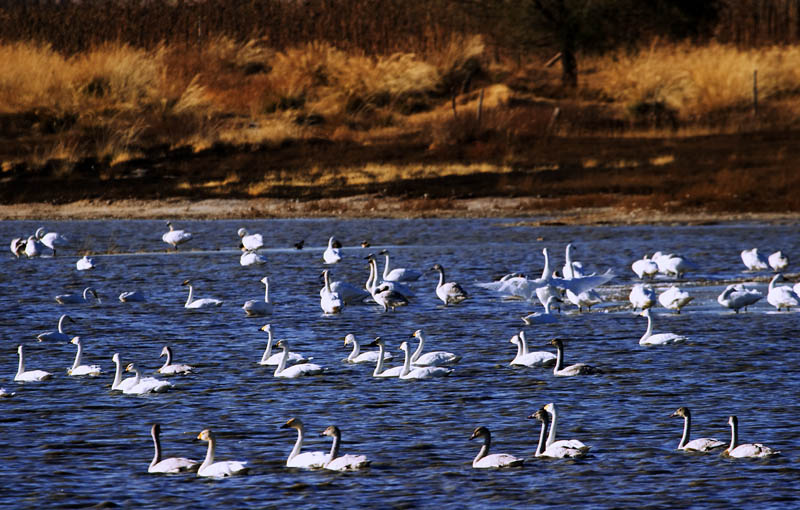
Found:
717,284 -> 763,312
639,309 -> 688,346
24,235 -> 43,258
149,423 -> 199,473
632,255 -> 659,279
398,341 -> 453,379
768,250 -> 788,272
67,336 -> 102,376
76,255 -> 96,271
629,283 -> 656,311
258,325 -> 308,366
741,248 -> 769,271
14,345 -> 53,382
240,250 -> 268,266
320,270 -> 344,314
243,276 -> 273,316
111,353 -> 137,391
658,286 -> 694,313
365,255 -> 411,310
670,407 -> 725,452
158,346 -> 194,375
410,329 -> 461,367
36,227 -> 69,256
56,287 -> 99,305
767,273 -> 799,311
323,236 -> 342,264
550,338 -> 602,376
123,363 -> 172,394
197,429 -> 248,477
237,228 -> 264,251
509,331 -> 556,367
724,415 -> 780,458
379,249 -> 422,282
522,296 -> 560,325
182,280 -> 223,309
281,418 -> 327,469
37,314 -> 75,342
529,408 -> 586,458
320,425 -> 370,471
273,340 -> 324,378
343,333 -> 392,364
542,403 -> 591,452
469,426 -> 524,468
431,263 -> 468,305
365,337 -> 405,377
10,237 -> 26,258
119,290 -> 146,302
162,221 -> 193,250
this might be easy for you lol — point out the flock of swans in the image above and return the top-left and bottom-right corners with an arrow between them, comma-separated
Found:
5,222 -> 790,478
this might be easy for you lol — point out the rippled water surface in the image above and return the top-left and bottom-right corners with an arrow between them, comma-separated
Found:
2,219 -> 798,509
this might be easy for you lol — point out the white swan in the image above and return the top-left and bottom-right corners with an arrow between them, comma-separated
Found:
158,346 -> 194,375
431,263 -> 468,305
237,228 -> 264,251
741,248 -> 769,271
182,280 -> 223,309
273,340 -> 324,378
522,296 -> 560,325
10,237 -> 26,258
410,329 -> 461,367
724,415 -> 780,458
398,341 -> 453,379
343,333 -> 392,364
565,288 -> 602,312
542,403 -> 591,452
240,250 -> 268,266
55,287 -> 99,305
469,426 -> 524,468
629,283 -> 656,311
76,255 -> 96,271
119,290 -> 146,302
323,236 -> 342,264
281,418 -> 327,469
768,250 -> 788,272
14,345 -> 53,382
320,425 -> 370,471
123,363 -> 172,394
529,408 -> 586,458
197,429 -> 248,477
364,255 -> 411,311
550,338 -> 602,376
365,337 -> 406,377
670,407 -> 725,452
111,353 -> 137,391
509,331 -> 556,367
320,270 -> 343,314
37,314 -> 75,342
717,283 -> 763,312
66,337 -> 102,376
658,253 -> 695,278
561,243 -> 579,279
24,234 -> 43,258
162,221 -> 193,250
767,273 -> 799,311
149,423 -> 199,473
639,309 -> 688,345
36,227 -> 69,256
632,254 -> 659,279
322,262 -> 370,305
258,325 -> 309,366
367,254 -> 415,297
243,276 -> 273,316
379,249 -> 421,282
658,285 -> 694,313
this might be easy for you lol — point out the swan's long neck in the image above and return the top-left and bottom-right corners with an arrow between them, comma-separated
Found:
324,272 -> 333,293
71,341 -> 83,370
769,274 -> 779,292
518,332 -> 530,356
382,253 -> 392,280
373,342 -> 387,376
348,339 -> 360,361
112,357 -> 122,388
474,433 -> 490,464
151,429 -> 162,467
365,260 -> 375,292
58,315 -> 66,333
263,280 -> 270,303
185,285 -> 194,307
553,343 -> 564,372
288,426 -> 305,461
411,334 -> 424,362
326,431 -> 341,464
512,337 -> 523,360
83,288 -> 90,301
131,366 -> 141,386
400,345 -> 412,377
436,267 -> 445,289
162,347 -> 173,369
564,244 -> 574,279
546,407 -> 558,447
201,436 -> 216,470
541,249 -> 551,281
678,414 -> 691,449
536,416 -> 548,456
274,344 -> 289,376
260,330 -> 274,364
17,348 -> 24,376
728,419 -> 738,452
641,313 -> 654,341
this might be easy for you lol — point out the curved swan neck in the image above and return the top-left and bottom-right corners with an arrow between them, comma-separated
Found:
131,366 -> 141,386
545,406 -> 558,446
185,285 -> 194,307
679,414 -> 691,449
641,312 -> 654,341
17,347 -> 24,376
83,288 -> 91,300
151,427 -> 162,466
326,430 -> 341,464
564,244 -> 574,279
274,344 -> 289,376
512,337 -> 523,359
436,267 -> 445,288
263,279 -> 270,303
769,274 -> 779,292
411,334 -> 424,362
289,426 -> 304,461
474,432 -> 491,463
201,436 -> 216,470
260,329 -> 274,363
58,315 -> 67,333
112,357 -> 122,388
518,332 -> 530,356
161,347 -> 173,369
541,249 -> 551,280
536,416 -> 548,456
728,418 -> 738,451
382,253 -> 392,280
372,342 -> 386,376
347,338 -> 361,360
71,341 -> 83,370
323,271 -> 333,293
400,344 -> 412,377
553,343 -> 564,372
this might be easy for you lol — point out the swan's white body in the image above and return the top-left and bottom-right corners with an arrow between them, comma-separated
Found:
767,273 -> 799,311
343,334 -> 392,363
56,287 -> 99,305
320,425 -> 370,471
119,290 -> 146,302
724,415 -> 780,458
158,345 -> 194,375
149,424 -> 198,473
522,296 -> 560,325
37,314 -> 75,342
240,250 -> 268,266
367,337 -> 406,377
410,329 -> 461,367
281,418 -> 327,469
551,339 -> 601,376
197,429 -> 248,477
470,426 -> 524,468
320,270 -> 344,314
768,250 -> 788,272
76,255 -> 95,271
399,341 -> 453,379
123,363 -> 172,394
243,276 -> 273,316
162,221 -> 193,250
366,257 -> 410,310
565,288 -> 602,312
741,248 -> 769,271
323,236 -> 342,264
14,345 -> 53,382
273,340 -> 324,378
24,235 -> 43,258
258,325 -> 308,366
629,283 -> 656,311
509,331 -> 556,367
380,250 -> 422,282
717,284 -> 763,312
639,309 -> 688,346
542,403 -> 591,453
658,285 -> 693,313
656,253 -> 695,277
182,281 -> 223,309
10,237 -> 26,258
670,407 -> 725,452
111,353 -> 137,391
432,263 -> 468,305
632,255 -> 659,279
530,408 -> 586,459
237,228 -> 264,251
67,337 -> 102,376
36,227 -> 69,256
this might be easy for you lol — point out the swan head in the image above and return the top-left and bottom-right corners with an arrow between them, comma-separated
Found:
431,263 -> 443,272
275,339 -> 289,350
281,417 -> 304,430
509,334 -> 520,345
59,314 -> 75,324
527,408 -> 548,423
125,363 -> 136,373
112,353 -> 120,363
197,429 -> 213,441
364,253 -> 376,261
181,279 -> 192,287
550,338 -> 564,349
543,403 -> 555,414
35,227 -> 46,238
728,415 -> 737,428
260,276 -> 269,285
344,334 -> 356,346
640,308 -> 652,317
399,341 -> 410,352
470,426 -> 490,441
320,425 -> 341,438
260,324 -> 271,333
379,249 -> 388,255
366,336 -> 383,347
360,240 -> 370,248
17,344 -> 22,355
152,423 -> 161,436
160,345 -> 171,358
411,329 -> 423,338
237,228 -> 248,238
70,336 -> 81,346
671,407 -> 690,418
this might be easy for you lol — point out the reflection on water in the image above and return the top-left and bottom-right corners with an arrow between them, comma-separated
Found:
1,219 -> 798,508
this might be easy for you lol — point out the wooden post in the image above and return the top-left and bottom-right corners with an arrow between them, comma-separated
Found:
477,88 -> 485,130
753,69 -> 758,116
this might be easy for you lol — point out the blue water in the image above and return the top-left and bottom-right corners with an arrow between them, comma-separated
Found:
1,219 -> 798,509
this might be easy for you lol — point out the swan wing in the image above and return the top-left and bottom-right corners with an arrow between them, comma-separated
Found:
15,370 -> 53,382
683,438 -> 725,452
199,460 -> 248,477
511,351 -> 556,367
67,364 -> 102,376
728,443 -> 780,458
413,351 -> 461,367
325,454 -> 370,471
150,457 -> 199,473
287,451 -> 327,469
473,454 -> 524,468
276,363 -> 324,378
541,444 -> 586,458
551,439 -> 590,452
159,364 -> 194,375
640,333 -> 687,346
402,366 -> 452,379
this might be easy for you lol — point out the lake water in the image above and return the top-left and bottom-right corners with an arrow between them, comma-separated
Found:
2,219 -> 798,509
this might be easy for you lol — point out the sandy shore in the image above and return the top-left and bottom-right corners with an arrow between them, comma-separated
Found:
2,195 -> 799,224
